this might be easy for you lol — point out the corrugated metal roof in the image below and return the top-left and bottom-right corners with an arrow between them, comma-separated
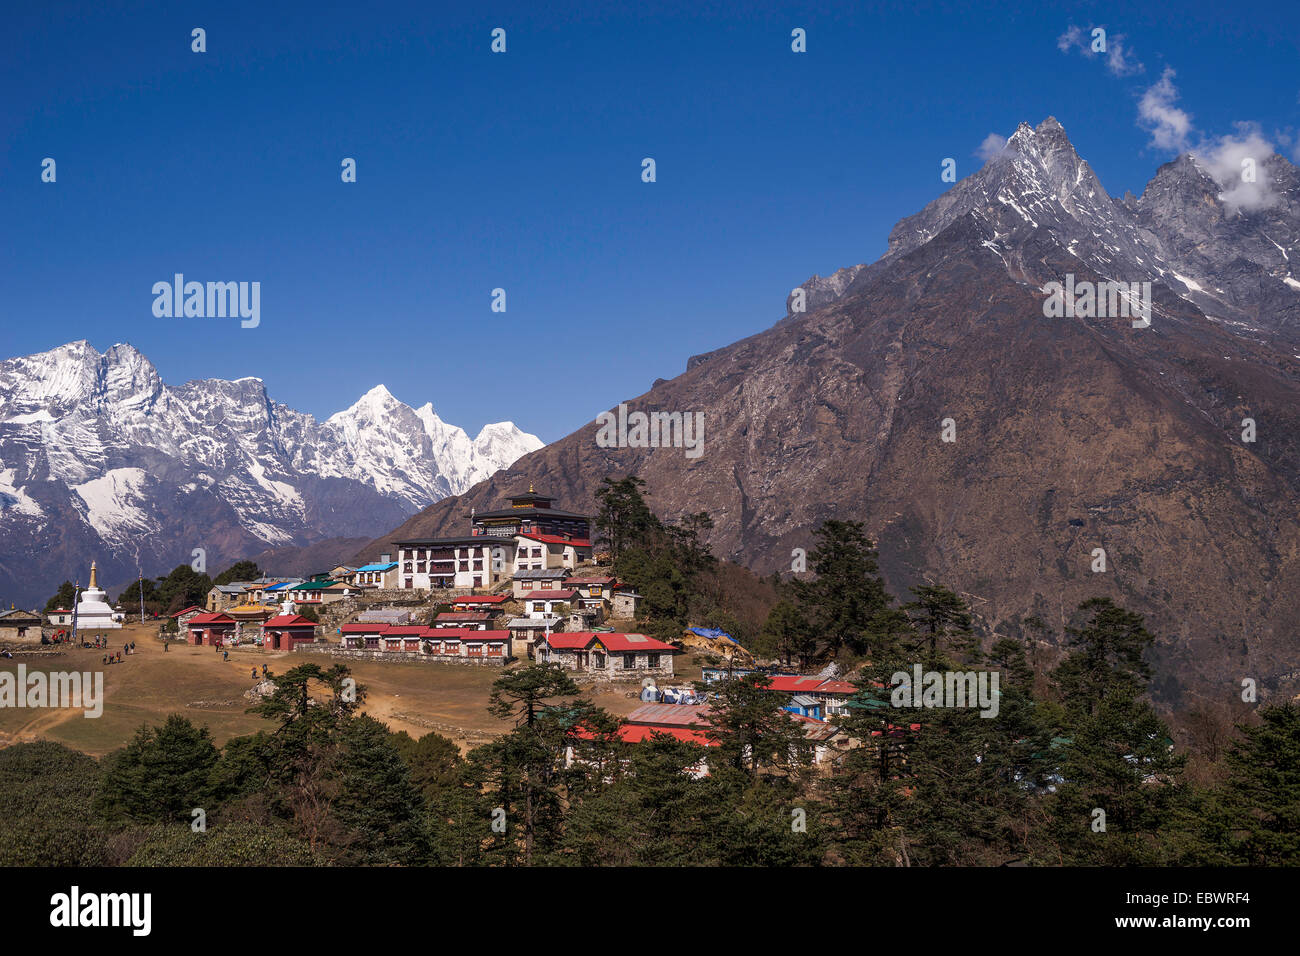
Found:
625,703 -> 713,727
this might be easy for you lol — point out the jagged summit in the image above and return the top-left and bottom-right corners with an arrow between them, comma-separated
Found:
784,117 -> 1300,342
0,341 -> 542,604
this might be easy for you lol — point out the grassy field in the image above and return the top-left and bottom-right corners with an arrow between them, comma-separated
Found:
0,623 -> 706,757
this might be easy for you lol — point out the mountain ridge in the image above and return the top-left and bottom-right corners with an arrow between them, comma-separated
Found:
360,118 -> 1300,703
0,341 -> 542,604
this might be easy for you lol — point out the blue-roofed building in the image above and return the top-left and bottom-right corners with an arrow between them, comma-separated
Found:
784,695 -> 823,719
350,562 -> 398,589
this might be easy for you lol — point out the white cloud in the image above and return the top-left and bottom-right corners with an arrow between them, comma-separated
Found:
1105,36 -> 1144,77
1057,25 -> 1085,52
1057,25 -> 1143,76
975,133 -> 1009,163
1138,68 -> 1193,151
1192,124 -> 1278,213
1136,69 -> 1283,213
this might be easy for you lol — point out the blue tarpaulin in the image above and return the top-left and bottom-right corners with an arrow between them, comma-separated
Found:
689,627 -> 740,645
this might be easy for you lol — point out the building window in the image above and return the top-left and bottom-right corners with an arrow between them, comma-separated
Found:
623,653 -> 635,669
648,653 -> 660,668
594,651 -> 606,668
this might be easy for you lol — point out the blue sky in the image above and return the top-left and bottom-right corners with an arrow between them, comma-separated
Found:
3,0 -> 1298,442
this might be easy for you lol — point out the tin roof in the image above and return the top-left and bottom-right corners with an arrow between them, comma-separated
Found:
625,703 -> 713,727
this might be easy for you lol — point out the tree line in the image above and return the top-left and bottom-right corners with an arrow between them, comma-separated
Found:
44,560 -> 263,617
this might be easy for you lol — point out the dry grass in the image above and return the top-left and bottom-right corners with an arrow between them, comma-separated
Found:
0,625 -> 706,757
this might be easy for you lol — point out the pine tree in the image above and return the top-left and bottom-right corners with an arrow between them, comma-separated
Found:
594,476 -> 659,561
95,715 -> 220,824
214,560 -> 262,586
755,599 -> 817,668
43,581 -> 77,614
1220,703 -> 1300,864
904,584 -> 975,666
487,664 -> 581,728
331,716 -> 429,864
791,519 -> 895,658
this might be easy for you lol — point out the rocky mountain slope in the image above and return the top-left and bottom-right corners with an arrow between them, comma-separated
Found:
0,342 -> 541,604
365,118 -> 1300,703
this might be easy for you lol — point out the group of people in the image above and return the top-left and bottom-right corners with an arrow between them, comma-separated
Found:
251,664 -> 269,680
102,641 -> 136,665
43,632 -> 114,649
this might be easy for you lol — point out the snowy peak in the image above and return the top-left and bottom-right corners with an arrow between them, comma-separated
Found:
322,383 -> 542,508
0,341 -> 546,602
790,116 -> 1300,342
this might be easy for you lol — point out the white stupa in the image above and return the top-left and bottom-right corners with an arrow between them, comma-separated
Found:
74,561 -> 123,630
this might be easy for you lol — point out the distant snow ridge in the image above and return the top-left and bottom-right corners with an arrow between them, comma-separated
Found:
323,384 -> 543,508
0,341 -> 542,559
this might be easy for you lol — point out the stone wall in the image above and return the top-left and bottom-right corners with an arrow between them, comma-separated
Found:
311,587 -> 488,629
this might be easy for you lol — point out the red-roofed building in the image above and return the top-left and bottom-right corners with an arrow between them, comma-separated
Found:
512,533 -> 592,574
340,622 -> 388,649
187,612 -> 237,646
624,702 -> 713,729
433,611 -> 492,629
761,675 -> 858,717
262,614 -> 318,650
538,631 -> 677,678
379,625 -> 428,653
338,622 -> 512,661
565,708 -> 717,778
425,627 -> 511,660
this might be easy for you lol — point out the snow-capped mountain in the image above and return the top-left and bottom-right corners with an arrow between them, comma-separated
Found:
790,116 -> 1300,345
321,384 -> 541,509
0,341 -> 541,605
